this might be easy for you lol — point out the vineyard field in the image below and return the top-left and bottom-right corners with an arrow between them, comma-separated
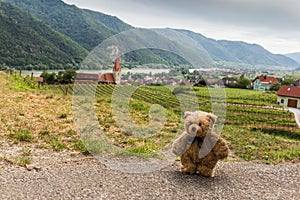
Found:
82,84 -> 300,163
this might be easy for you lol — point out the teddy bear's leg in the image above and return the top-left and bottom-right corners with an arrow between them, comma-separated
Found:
197,153 -> 218,177
180,154 -> 197,174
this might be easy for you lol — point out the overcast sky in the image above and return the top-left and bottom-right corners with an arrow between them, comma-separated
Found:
62,0 -> 300,54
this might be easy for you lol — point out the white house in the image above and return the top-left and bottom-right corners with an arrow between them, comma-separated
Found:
253,75 -> 279,91
277,85 -> 300,108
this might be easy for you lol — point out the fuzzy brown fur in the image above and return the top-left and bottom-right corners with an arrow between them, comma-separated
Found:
172,111 -> 229,177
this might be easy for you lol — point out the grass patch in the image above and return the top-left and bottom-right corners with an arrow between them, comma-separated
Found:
58,113 -> 68,119
6,129 -> 33,143
71,138 -> 89,155
222,125 -> 300,164
21,148 -> 32,157
50,140 -> 67,151
8,74 -> 37,91
16,129 -> 33,142
17,156 -> 31,166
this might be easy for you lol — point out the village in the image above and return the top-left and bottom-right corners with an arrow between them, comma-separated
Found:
68,58 -> 300,110
15,57 -> 300,110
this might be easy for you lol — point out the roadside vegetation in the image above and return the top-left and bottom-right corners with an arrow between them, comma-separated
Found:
0,71 -> 299,166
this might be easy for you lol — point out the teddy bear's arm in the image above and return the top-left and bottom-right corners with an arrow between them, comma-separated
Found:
212,136 -> 229,159
172,132 -> 194,156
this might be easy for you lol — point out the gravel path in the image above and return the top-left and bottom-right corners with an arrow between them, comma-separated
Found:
1,157 -> 299,200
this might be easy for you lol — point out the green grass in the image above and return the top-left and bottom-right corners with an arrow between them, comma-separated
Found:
8,74 -> 38,91
93,84 -> 300,163
222,125 -> 300,164
6,129 -> 33,143
17,156 -> 31,166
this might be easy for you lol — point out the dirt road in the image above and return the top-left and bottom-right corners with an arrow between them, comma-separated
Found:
1,156 -> 299,200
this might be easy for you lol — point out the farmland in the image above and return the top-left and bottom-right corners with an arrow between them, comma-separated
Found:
1,72 -> 300,165
88,84 -> 300,163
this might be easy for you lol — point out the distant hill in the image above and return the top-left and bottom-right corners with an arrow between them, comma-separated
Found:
0,2 -> 88,69
173,29 -> 299,68
285,53 -> 300,64
6,0 -> 133,51
3,0 -> 299,70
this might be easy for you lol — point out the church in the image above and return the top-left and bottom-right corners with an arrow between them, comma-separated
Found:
99,58 -> 121,84
75,58 -> 121,84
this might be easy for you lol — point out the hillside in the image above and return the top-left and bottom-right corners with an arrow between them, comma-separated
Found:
0,2 -> 88,69
3,0 -> 299,69
173,29 -> 299,68
285,52 -> 300,64
6,0 -> 133,51
5,0 -> 189,67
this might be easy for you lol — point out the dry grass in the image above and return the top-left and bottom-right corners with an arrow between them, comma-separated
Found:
0,72 -> 80,152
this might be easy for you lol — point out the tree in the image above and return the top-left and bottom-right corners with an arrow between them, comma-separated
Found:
281,78 -> 295,86
237,76 -> 251,89
40,71 -> 56,84
62,69 -> 77,84
270,83 -> 281,91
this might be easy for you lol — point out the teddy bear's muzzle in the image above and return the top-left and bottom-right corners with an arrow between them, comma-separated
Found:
188,124 -> 199,136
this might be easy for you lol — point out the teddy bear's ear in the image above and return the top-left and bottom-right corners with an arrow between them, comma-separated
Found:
183,111 -> 193,118
208,113 -> 217,124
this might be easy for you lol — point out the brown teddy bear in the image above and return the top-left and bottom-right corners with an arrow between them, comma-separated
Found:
172,110 -> 229,177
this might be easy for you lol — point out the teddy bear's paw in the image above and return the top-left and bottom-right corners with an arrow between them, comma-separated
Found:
181,166 -> 196,175
197,166 -> 215,177
214,140 -> 229,159
215,145 -> 229,159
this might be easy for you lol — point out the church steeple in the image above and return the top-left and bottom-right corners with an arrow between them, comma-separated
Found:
113,58 -> 121,72
113,58 -> 121,84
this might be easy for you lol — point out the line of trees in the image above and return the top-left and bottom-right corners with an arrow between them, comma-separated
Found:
40,69 -> 77,84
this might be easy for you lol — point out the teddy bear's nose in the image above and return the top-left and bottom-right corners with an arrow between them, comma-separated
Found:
192,127 -> 197,132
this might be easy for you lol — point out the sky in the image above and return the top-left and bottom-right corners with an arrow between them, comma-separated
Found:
62,0 -> 300,54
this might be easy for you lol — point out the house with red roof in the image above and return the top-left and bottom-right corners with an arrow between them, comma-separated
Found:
253,74 -> 279,91
277,85 -> 300,108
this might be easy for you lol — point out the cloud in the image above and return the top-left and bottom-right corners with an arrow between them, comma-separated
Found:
64,0 -> 300,30
62,0 -> 300,53
131,0 -> 300,31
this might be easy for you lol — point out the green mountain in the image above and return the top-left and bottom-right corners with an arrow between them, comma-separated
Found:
173,29 -> 299,68
4,0 -> 190,67
82,9 -> 133,33
0,2 -> 88,69
3,0 -> 299,70
6,0 -> 133,51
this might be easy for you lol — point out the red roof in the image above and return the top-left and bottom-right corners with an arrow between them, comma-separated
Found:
277,85 -> 300,98
255,75 -> 278,84
113,58 -> 121,72
99,73 -> 115,84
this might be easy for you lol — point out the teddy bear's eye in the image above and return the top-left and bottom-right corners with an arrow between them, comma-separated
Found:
199,122 -> 202,126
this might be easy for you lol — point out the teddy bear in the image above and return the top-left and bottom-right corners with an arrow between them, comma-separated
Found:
172,110 -> 229,177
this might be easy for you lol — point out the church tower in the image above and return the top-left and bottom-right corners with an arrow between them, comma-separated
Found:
113,58 -> 121,84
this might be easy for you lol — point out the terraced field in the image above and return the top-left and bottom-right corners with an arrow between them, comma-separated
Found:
1,72 -> 299,165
